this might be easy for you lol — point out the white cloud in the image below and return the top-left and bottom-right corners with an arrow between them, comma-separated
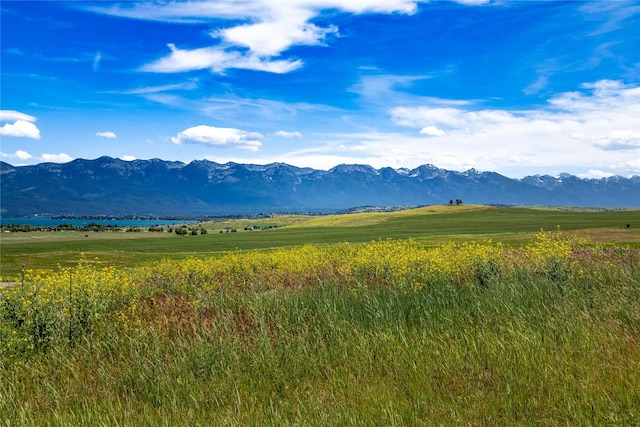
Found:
15,150 -> 32,160
96,131 -> 117,139
41,153 -> 73,163
171,125 -> 263,151
275,130 -> 303,138
0,120 -> 41,140
146,79 -> 639,177
0,150 -> 32,161
387,80 -> 640,176
218,80 -> 638,177
0,110 -> 41,140
216,10 -> 338,57
419,126 -> 446,136
93,1 -> 426,74
211,129 -> 479,172
121,155 -> 136,161
593,130 -> 640,151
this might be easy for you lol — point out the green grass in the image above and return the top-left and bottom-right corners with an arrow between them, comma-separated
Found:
2,206 -> 639,278
2,262 -> 639,425
1,226 -> 639,425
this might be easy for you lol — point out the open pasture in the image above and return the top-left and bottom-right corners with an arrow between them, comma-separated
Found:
1,223 -> 639,425
1,205 -> 638,278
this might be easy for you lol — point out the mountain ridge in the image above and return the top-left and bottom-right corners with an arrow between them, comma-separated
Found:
1,157 -> 638,216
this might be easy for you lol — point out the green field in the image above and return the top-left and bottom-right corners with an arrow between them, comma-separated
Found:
2,205 -> 639,278
1,205 -> 639,425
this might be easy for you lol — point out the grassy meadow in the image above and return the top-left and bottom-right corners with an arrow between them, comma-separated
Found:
1,206 -> 639,425
2,205 -> 639,277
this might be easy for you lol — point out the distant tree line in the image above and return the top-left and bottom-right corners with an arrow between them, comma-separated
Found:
1,223 -> 123,233
1,223 -> 184,233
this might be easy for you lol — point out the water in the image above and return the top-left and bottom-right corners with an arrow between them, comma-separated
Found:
0,217 -> 184,228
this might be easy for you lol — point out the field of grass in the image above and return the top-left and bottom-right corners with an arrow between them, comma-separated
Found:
1,206 -> 639,425
2,205 -> 639,278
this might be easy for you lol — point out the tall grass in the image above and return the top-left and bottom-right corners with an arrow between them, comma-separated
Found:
1,231 -> 639,425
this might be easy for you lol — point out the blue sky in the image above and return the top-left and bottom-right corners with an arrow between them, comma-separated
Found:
1,0 -> 639,178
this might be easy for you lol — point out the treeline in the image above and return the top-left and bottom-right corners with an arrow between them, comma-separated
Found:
48,213 -> 275,221
1,223 -> 172,233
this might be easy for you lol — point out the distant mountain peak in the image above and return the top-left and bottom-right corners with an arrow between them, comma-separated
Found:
329,164 -> 377,174
1,157 -> 638,216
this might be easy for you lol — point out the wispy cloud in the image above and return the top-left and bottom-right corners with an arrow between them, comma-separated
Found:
123,80 -> 198,95
453,0 -> 491,5
141,91 -> 328,124
92,51 -> 102,72
0,110 -> 41,140
0,110 -> 37,122
141,44 -> 302,74
523,76 -> 549,96
217,79 -> 640,176
86,1 -> 421,25
4,48 -> 23,56
386,79 -> 640,175
89,1 -> 428,74
349,74 -> 435,106
579,1 -> 640,36
171,125 -> 263,151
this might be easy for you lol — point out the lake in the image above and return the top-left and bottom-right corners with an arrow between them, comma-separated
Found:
0,217 -> 186,228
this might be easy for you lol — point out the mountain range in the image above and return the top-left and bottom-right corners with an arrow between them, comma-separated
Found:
1,157 -> 638,216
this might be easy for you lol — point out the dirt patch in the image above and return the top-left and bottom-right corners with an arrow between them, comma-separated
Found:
0,282 -> 17,289
138,293 -> 219,338
566,228 -> 640,244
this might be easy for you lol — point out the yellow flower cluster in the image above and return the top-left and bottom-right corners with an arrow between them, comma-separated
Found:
2,229 -> 623,361
136,238 -> 509,292
522,228 -> 588,285
525,228 -> 577,266
1,261 -> 140,357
